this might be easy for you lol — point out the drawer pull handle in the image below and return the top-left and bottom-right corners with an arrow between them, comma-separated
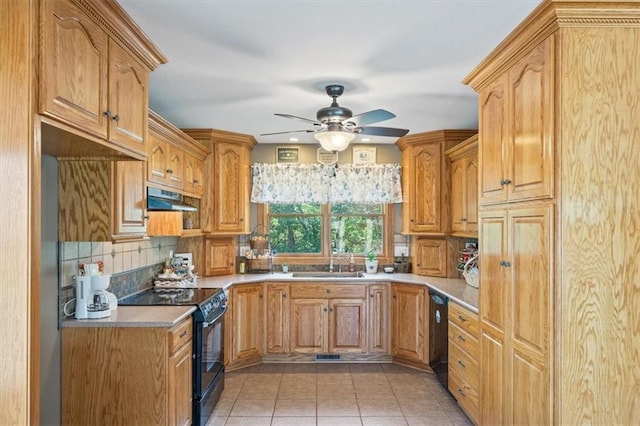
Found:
457,334 -> 466,342
458,359 -> 466,368
458,388 -> 466,397
283,293 -> 287,298
179,330 -> 188,338
326,289 -> 330,294
457,315 -> 466,322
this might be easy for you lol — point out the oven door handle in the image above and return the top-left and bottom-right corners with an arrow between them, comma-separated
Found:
202,305 -> 227,328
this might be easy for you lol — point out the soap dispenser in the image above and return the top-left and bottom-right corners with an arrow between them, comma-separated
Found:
348,254 -> 355,272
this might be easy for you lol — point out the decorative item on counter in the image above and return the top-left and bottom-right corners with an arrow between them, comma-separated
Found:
239,260 -> 246,274
393,254 -> 411,273
462,254 -> 479,288
365,250 -> 379,274
348,255 -> 355,272
281,263 -> 289,273
247,225 -> 273,273
383,266 -> 395,273
79,261 -> 104,275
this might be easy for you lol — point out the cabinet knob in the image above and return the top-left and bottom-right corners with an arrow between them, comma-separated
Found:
112,114 -> 120,122
240,218 -> 244,222
166,169 -> 173,174
458,315 -> 466,322
329,308 -> 333,313
323,307 -> 328,312
392,295 -> 397,299
499,260 -> 511,267
458,359 -> 466,368
370,294 -> 374,298
457,334 -> 466,342
461,218 -> 467,222
283,293 -> 287,298
410,218 -> 415,222
103,110 -> 112,119
193,179 -> 199,184
326,289 -> 330,294
500,178 -> 512,186
458,388 -> 466,397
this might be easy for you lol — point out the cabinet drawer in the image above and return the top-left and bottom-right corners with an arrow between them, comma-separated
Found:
448,302 -> 479,338
449,367 -> 479,422
169,317 -> 193,354
448,322 -> 479,359
290,284 -> 366,299
448,339 -> 479,390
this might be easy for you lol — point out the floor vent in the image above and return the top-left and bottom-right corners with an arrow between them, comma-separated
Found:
315,354 -> 342,361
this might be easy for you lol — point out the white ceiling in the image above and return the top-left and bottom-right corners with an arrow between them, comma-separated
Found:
119,0 -> 540,145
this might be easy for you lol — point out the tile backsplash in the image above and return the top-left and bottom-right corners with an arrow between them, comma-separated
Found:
59,237 -> 180,289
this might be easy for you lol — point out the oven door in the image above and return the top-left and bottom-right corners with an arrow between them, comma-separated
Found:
194,310 -> 226,425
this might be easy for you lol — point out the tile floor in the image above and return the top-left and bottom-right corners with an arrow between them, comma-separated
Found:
206,363 -> 473,426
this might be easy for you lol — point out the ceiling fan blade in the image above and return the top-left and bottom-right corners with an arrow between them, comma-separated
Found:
260,129 -> 317,136
358,126 -> 410,137
275,113 -> 323,126
343,109 -> 396,127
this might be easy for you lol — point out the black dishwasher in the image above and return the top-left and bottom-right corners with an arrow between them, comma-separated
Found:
428,290 -> 449,388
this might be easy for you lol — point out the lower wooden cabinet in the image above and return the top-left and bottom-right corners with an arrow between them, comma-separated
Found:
391,283 -> 428,368
62,317 -> 193,426
228,283 -> 264,367
266,283 -> 290,354
368,284 -> 390,353
448,301 -> 480,423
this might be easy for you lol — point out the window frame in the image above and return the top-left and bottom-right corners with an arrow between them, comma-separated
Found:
257,203 -> 394,265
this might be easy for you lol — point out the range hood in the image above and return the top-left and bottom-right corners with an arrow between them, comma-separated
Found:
147,187 -> 197,212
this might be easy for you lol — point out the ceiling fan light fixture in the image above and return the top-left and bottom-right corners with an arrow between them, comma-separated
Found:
314,130 -> 356,152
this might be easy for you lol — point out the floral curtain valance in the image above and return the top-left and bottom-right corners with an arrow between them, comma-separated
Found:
250,163 -> 403,204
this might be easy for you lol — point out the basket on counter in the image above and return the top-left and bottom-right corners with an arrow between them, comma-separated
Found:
462,254 -> 479,288
249,225 -> 270,250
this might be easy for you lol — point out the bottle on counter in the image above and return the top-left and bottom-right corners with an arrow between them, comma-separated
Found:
348,254 -> 355,272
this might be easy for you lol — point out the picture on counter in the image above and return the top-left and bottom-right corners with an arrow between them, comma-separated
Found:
276,146 -> 300,163
352,146 -> 376,164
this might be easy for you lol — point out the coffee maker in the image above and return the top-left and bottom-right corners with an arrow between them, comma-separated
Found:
74,274 -> 112,319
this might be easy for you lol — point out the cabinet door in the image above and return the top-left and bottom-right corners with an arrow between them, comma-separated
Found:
192,158 -> 205,197
508,206 -> 553,425
168,342 -> 193,426
507,37 -> 554,202
266,284 -> 290,354
204,238 -> 234,276
450,157 -> 466,233
111,160 -> 147,239
405,143 -> 442,232
479,76 -> 509,205
231,284 -> 264,361
464,157 -> 479,234
108,41 -> 148,156
290,299 -> 327,353
391,284 -> 426,363
368,284 -> 389,353
148,136 -> 170,186
214,142 -> 249,233
40,0 -> 108,138
183,154 -> 196,195
167,146 -> 185,189
329,299 -> 366,353
414,238 -> 447,277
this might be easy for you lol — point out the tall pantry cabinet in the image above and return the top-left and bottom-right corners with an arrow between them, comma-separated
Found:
464,1 -> 640,424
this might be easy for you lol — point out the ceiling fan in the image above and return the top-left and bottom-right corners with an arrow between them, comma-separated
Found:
261,84 -> 410,152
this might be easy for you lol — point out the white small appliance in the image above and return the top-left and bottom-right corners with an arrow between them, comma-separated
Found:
74,274 -> 113,319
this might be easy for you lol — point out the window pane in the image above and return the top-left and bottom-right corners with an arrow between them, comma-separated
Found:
269,215 -> 322,254
332,203 -> 382,215
332,216 -> 383,255
269,203 -> 321,215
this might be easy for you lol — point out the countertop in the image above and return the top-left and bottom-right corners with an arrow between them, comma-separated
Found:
61,305 -> 195,328
63,272 -> 477,328
195,272 -> 479,313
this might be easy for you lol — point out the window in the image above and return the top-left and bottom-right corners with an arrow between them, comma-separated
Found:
262,202 -> 392,262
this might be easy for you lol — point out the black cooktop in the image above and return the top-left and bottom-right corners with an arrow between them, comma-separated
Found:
119,288 -> 221,306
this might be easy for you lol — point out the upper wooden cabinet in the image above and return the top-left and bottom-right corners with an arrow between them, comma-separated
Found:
148,111 -> 209,196
397,130 -> 477,235
59,159 -> 146,242
204,237 -> 236,276
477,37 -> 554,206
39,0 -> 167,159
183,129 -> 257,234
446,134 -> 478,237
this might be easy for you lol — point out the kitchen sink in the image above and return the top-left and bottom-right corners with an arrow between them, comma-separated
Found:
291,271 -> 365,278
